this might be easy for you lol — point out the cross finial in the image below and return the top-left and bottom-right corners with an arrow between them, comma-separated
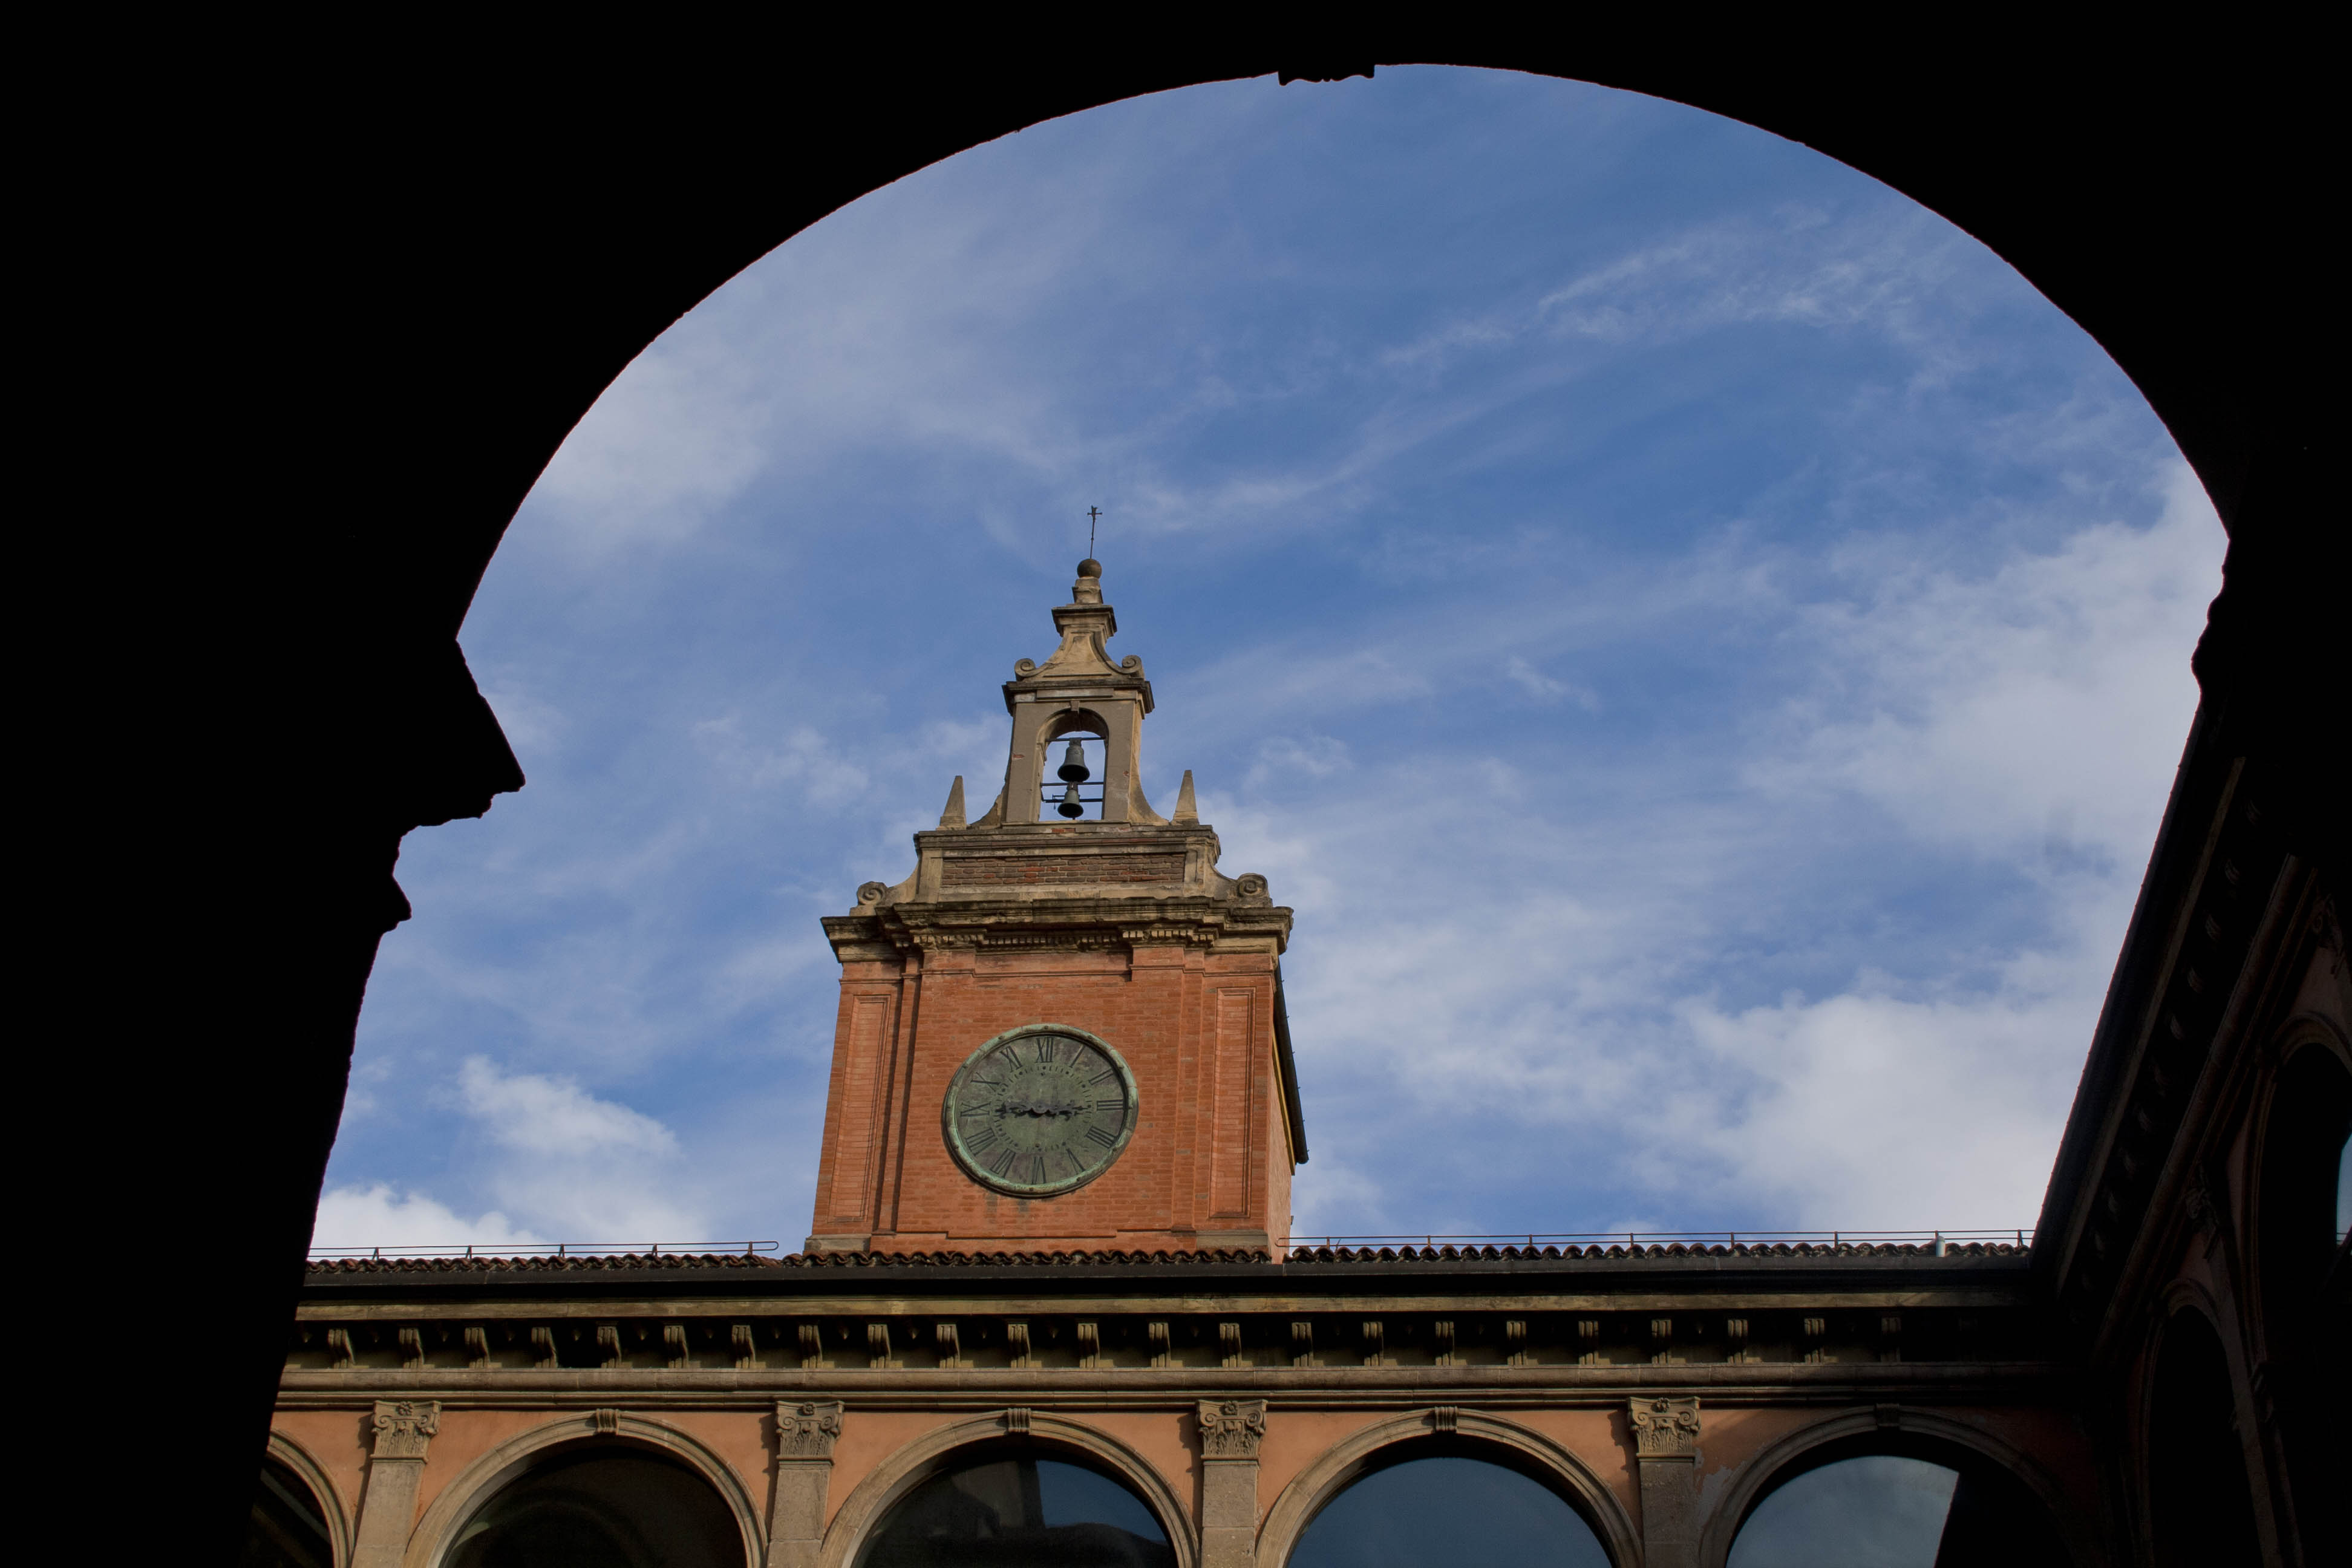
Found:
1086,506 -> 1102,555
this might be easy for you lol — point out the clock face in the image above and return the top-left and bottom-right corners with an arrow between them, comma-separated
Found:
942,1025 -> 1138,1196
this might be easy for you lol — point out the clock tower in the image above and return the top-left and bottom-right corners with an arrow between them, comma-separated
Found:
807,558 -> 1304,1255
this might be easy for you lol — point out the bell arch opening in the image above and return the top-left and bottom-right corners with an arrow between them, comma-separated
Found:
439,1440 -> 748,1568
1037,710 -> 1112,822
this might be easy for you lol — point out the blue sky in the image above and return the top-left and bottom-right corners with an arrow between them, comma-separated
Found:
318,67 -> 2220,1250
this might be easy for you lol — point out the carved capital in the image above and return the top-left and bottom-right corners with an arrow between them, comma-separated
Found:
1197,1399 -> 1268,1459
1629,1396 -> 1700,1459
370,1399 -> 440,1460
776,1400 -> 844,1460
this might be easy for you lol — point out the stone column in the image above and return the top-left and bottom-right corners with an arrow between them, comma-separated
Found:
1196,1399 -> 1267,1568
1630,1396 -> 1701,1568
766,1400 -> 844,1568
351,1399 -> 439,1568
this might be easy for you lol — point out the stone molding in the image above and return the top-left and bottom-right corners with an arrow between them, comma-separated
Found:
776,1400 -> 844,1459
368,1399 -> 440,1460
267,1428 -> 355,1568
394,1410 -> 764,1568
1197,1399 -> 1267,1458
1630,1396 -> 1700,1458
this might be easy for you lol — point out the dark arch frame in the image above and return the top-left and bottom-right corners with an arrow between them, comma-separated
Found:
1705,1419 -> 2078,1568
96,26 -> 2336,1562
2141,1303 -> 2265,1568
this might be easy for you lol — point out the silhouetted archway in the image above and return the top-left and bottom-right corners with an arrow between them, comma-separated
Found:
1725,1433 -> 2068,1568
2146,1308 -> 2259,1568
444,1443 -> 747,1568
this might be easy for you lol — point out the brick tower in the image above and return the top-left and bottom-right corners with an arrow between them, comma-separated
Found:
808,558 -> 1304,1255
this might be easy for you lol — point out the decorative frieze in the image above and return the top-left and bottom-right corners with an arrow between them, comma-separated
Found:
1197,1399 -> 1267,1458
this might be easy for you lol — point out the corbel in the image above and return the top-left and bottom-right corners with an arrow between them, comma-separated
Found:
1724,1318 -> 1754,1365
1504,1319 -> 1530,1368
328,1327 -> 356,1370
1146,1321 -> 1172,1368
531,1325 -> 558,1369
598,1323 -> 625,1369
935,1322 -> 968,1369
397,1327 -> 425,1370
1650,1316 -> 1681,1366
1291,1320 -> 1319,1368
1877,1315 -> 1903,1364
868,1322 -> 901,1369
1576,1318 -> 1601,1367
1219,1322 -> 1246,1368
1076,1322 -> 1105,1369
799,1323 -> 833,1370
1361,1320 -> 1392,1368
1006,1322 -> 1036,1370
465,1325 -> 491,1369
665,1322 -> 690,1370
732,1323 -> 759,1370
1801,1316 -> 1828,1364
1432,1321 -> 1460,1367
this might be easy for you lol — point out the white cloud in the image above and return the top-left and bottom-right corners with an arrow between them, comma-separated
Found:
456,1056 -> 679,1158
446,1058 -> 704,1241
311,1184 -> 544,1252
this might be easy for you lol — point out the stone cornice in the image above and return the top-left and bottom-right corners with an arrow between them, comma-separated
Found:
826,895 -> 1293,960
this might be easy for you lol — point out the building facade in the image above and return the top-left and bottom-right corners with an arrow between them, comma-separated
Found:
262,566 -> 2347,1568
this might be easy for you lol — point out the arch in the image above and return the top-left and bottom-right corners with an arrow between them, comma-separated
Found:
1256,1410 -> 1639,1568
816,1411 -> 1197,1568
1039,707 -> 1113,746
260,1429 -> 354,1568
2145,1305 -> 2262,1568
400,1411 -> 763,1568
2251,1022 -> 2352,1342
1698,1405 -> 2089,1568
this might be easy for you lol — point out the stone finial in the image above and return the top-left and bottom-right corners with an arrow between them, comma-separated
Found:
1174,770 -> 1199,824
939,776 -> 967,830
1197,1399 -> 1268,1459
1074,558 -> 1104,604
370,1400 -> 440,1460
1630,1396 -> 1700,1458
776,1400 -> 844,1460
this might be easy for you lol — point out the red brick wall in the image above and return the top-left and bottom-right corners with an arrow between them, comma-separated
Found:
808,942 -> 1290,1251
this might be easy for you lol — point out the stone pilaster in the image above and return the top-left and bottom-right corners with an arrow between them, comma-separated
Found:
1630,1397 -> 1701,1568
766,1400 -> 844,1568
1197,1399 -> 1266,1568
351,1400 -> 439,1568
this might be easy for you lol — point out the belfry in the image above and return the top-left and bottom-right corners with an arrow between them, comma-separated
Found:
808,558 -> 1305,1254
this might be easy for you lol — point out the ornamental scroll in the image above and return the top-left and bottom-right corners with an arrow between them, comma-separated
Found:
1629,1396 -> 1700,1458
370,1400 -> 440,1460
776,1400 -> 844,1460
1197,1399 -> 1268,1459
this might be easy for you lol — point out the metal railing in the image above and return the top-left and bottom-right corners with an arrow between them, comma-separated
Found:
307,1241 -> 782,1260
1282,1229 -> 2034,1251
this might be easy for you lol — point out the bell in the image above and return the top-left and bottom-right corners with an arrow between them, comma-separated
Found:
1056,782 -> 1085,819
1057,737 -> 1092,783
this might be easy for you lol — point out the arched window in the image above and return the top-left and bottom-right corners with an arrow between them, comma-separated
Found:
857,1449 -> 1174,1567
445,1444 -> 746,1568
1726,1444 -> 2067,1568
2146,1309 -> 2260,1568
244,1455 -> 335,1568
1287,1455 -> 1611,1568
